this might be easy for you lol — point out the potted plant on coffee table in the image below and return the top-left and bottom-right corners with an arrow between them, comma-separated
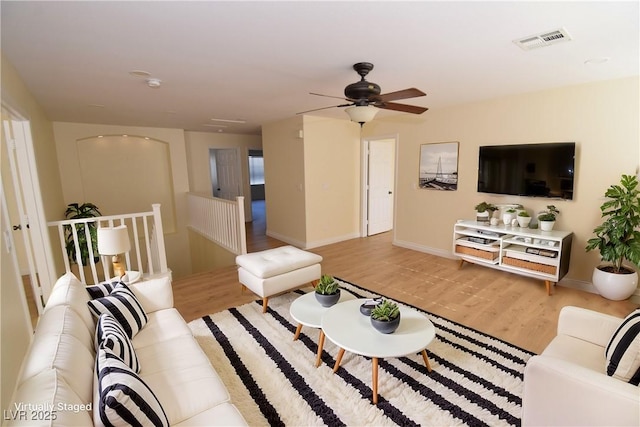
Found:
474,202 -> 497,223
370,299 -> 401,334
315,274 -> 341,307
537,205 -> 560,231
585,174 -> 640,300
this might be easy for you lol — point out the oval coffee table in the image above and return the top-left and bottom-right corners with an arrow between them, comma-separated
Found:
321,299 -> 436,404
289,290 -> 356,367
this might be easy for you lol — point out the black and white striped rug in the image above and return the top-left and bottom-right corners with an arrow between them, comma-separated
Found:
188,278 -> 534,426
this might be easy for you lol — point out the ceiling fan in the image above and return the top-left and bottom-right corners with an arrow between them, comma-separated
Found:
299,62 -> 428,123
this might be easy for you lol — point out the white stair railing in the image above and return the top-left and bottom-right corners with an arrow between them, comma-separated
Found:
187,193 -> 247,255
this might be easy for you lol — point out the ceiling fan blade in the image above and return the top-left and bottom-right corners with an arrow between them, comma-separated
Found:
296,103 -> 353,114
309,92 -> 351,101
377,88 -> 426,102
377,102 -> 428,114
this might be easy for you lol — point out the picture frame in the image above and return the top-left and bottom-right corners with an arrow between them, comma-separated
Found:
419,141 -> 459,190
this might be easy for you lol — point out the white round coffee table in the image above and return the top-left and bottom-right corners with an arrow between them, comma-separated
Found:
290,290 -> 356,367
321,299 -> 436,404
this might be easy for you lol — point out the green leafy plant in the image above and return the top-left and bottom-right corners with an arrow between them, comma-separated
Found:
474,202 -> 497,213
518,211 -> 530,217
538,205 -> 560,221
315,275 -> 339,295
586,174 -> 640,274
370,299 -> 400,321
64,202 -> 102,265
505,208 -> 516,213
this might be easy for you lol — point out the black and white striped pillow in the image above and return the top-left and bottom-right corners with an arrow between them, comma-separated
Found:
87,283 -> 147,338
95,313 -> 140,372
96,347 -> 168,426
86,281 -> 119,299
605,309 -> 640,385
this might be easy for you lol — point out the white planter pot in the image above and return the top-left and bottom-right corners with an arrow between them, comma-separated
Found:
502,212 -> 515,225
476,211 -> 489,223
517,216 -> 531,228
539,220 -> 555,231
592,266 -> 638,300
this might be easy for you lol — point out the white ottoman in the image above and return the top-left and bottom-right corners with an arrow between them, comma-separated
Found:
236,246 -> 323,313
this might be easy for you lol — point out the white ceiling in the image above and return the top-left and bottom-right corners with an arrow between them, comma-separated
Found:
2,1 -> 638,135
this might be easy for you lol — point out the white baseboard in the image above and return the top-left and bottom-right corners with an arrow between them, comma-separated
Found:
392,238 -> 456,259
266,230 -> 360,250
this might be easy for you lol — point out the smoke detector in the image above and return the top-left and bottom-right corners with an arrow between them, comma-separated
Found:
146,78 -> 162,88
513,28 -> 572,51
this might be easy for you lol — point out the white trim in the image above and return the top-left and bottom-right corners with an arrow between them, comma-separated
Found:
265,230 -> 360,250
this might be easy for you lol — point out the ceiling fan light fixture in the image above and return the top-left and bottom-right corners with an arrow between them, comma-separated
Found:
345,105 -> 379,124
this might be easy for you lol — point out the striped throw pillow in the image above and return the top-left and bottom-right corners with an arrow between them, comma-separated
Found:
87,283 -> 147,338
95,313 -> 140,372
86,281 -> 119,299
605,309 -> 640,385
96,347 -> 168,426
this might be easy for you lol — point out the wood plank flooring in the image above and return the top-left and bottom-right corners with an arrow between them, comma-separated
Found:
173,202 -> 638,354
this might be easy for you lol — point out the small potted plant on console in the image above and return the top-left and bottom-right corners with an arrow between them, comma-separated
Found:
315,274 -> 341,307
370,299 -> 401,334
517,210 -> 531,228
538,205 -> 560,231
474,202 -> 497,223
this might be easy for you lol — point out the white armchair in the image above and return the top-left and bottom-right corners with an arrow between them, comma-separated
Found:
522,306 -> 639,426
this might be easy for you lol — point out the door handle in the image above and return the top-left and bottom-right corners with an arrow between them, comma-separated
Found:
388,191 -> 393,195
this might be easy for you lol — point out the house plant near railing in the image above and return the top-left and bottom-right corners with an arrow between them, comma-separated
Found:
474,202 -> 497,223
370,299 -> 401,334
537,205 -> 560,231
585,174 -> 640,300
64,202 -> 102,265
315,274 -> 341,307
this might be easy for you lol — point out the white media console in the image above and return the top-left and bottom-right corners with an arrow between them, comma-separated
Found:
453,220 -> 573,295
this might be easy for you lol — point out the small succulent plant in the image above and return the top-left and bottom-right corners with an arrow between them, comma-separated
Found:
370,299 -> 400,321
315,275 -> 339,295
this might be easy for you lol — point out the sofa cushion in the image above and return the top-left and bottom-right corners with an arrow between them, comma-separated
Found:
136,335 -> 230,424
606,309 -> 640,385
44,272 -> 95,333
19,305 -> 95,402
129,275 -> 174,313
132,308 -> 193,349
542,334 -> 605,373
96,313 -> 140,372
95,347 -> 168,427
173,403 -> 247,426
88,283 -> 147,338
6,369 -> 93,426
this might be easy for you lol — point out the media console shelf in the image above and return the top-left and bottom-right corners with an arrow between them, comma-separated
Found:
453,220 -> 573,295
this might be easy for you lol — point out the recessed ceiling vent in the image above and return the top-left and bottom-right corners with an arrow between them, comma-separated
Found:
513,28 -> 572,51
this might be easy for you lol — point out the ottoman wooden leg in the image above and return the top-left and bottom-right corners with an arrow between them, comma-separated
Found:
262,297 -> 269,313
241,284 -> 246,293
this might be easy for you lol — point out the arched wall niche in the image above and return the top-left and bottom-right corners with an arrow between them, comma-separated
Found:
76,134 -> 176,233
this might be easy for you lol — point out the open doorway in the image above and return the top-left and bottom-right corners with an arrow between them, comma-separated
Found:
248,150 -> 266,236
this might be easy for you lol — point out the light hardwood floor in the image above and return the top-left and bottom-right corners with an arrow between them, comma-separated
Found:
172,201 -> 638,354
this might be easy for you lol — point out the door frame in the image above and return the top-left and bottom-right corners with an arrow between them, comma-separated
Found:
360,134 -> 399,238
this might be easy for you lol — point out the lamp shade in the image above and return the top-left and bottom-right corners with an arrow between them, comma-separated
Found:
345,105 -> 379,124
97,225 -> 131,255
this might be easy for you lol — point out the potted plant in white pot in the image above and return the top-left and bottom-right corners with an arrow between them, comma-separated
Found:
315,274 -> 341,307
585,174 -> 640,300
537,205 -> 560,231
502,208 -> 517,225
516,210 -> 531,228
474,202 -> 497,223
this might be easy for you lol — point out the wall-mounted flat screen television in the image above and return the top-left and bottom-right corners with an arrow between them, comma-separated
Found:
477,142 -> 575,200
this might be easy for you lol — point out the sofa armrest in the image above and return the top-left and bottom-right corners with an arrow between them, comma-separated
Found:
129,275 -> 174,313
523,355 -> 640,426
557,306 -> 622,347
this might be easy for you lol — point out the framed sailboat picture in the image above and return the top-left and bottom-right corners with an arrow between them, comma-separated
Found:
419,141 -> 459,190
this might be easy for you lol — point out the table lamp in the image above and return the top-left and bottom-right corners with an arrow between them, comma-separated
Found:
97,225 -> 131,278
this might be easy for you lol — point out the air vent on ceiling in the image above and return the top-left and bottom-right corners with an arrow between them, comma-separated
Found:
513,28 -> 572,51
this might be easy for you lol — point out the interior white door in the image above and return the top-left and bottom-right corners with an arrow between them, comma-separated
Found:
216,149 -> 242,201
367,139 -> 396,236
1,107 -> 54,313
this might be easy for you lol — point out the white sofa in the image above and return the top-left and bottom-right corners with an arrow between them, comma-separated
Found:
6,273 -> 247,426
522,306 -> 639,426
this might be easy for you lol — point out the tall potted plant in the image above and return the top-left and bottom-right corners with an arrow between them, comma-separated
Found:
64,202 -> 102,265
585,174 -> 640,300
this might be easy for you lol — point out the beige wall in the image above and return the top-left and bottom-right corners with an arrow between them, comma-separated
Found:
364,76 -> 640,284
303,115 -> 361,247
52,122 -> 192,278
184,131 -> 262,221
